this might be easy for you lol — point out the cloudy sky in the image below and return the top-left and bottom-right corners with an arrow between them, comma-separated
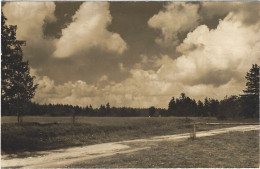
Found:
2,2 -> 260,108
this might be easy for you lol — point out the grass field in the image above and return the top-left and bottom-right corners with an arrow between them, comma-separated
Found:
1,116 -> 259,155
2,116 -> 259,124
69,130 -> 260,168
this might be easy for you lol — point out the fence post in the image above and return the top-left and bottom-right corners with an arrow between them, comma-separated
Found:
193,123 -> 196,139
17,113 -> 20,124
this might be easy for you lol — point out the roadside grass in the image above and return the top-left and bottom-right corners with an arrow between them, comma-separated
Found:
1,116 -> 214,124
1,116 -> 259,154
69,130 -> 259,168
1,117 -> 227,154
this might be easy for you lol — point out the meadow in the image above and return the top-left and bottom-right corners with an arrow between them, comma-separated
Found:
2,116 -> 258,155
69,130 -> 259,168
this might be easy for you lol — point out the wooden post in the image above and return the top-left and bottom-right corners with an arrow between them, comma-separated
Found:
17,112 -> 23,124
17,113 -> 20,124
193,124 -> 196,139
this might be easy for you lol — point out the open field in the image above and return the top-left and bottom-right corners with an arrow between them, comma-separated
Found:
2,126 -> 259,168
69,130 -> 259,168
2,116 -> 259,124
1,116 -> 259,154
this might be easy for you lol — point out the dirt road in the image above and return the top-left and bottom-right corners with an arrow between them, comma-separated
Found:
2,125 -> 259,168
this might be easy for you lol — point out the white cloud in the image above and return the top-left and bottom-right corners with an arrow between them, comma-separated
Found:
33,73 -> 99,106
3,2 -> 126,60
148,2 -> 200,47
200,2 -> 260,27
31,68 -> 175,108
155,12 -> 260,99
53,2 -> 127,58
2,2 -> 56,59
184,79 -> 244,100
173,13 -> 260,81
3,2 -> 56,40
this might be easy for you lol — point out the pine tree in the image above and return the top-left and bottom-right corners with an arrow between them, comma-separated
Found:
1,13 -> 38,122
203,97 -> 210,117
241,64 -> 259,118
197,100 -> 204,117
168,97 -> 176,116
243,64 -> 259,96
106,102 -> 111,116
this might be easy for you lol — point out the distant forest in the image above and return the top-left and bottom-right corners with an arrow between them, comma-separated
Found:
2,89 -> 259,120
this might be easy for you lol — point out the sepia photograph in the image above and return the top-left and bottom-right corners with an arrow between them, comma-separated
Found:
1,1 -> 260,168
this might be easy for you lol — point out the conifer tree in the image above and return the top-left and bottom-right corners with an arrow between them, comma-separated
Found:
241,64 -> 259,118
168,97 -> 176,116
243,64 -> 259,96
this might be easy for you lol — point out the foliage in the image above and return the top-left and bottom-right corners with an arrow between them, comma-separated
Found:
148,106 -> 156,117
168,93 -> 197,117
168,97 -> 176,116
217,95 -> 240,120
1,12 -> 37,117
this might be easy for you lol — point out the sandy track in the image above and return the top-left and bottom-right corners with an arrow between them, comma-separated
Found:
2,125 -> 259,168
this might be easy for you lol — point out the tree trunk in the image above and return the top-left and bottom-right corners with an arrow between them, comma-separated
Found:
17,113 -> 23,124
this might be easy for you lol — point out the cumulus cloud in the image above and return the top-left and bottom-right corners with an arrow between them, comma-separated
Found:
173,13 -> 260,81
31,67 -> 175,108
148,2 -> 200,47
3,2 -> 56,40
2,2 -> 56,60
53,2 -> 127,58
32,72 -> 98,106
148,2 -> 260,49
200,2 -> 260,27
155,12 -> 259,98
184,79 -> 245,100
32,12 -> 259,108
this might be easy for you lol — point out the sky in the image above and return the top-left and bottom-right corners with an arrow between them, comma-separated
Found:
2,1 -> 260,108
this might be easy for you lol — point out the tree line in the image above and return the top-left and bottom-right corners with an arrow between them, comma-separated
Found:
1,12 -> 259,120
2,102 -> 154,117
2,80 -> 258,119
167,64 -> 259,119
167,93 -> 258,120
